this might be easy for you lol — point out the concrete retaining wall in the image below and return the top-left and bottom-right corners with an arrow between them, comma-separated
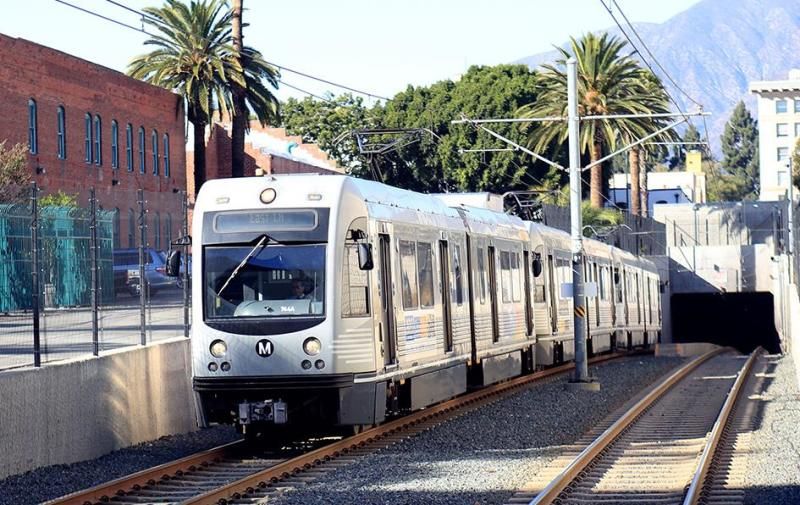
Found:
0,338 -> 196,479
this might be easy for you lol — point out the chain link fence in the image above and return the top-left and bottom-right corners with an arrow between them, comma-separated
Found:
0,183 -> 190,370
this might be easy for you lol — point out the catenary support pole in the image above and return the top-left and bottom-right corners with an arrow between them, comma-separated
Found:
567,58 -> 597,389
138,188 -> 146,346
182,191 -> 190,338
31,182 -> 41,367
89,187 -> 99,355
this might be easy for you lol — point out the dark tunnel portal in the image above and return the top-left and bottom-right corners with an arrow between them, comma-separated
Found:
671,292 -> 781,354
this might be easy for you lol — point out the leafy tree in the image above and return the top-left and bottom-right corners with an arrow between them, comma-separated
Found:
280,93 -> 378,175
0,141 -> 29,202
375,64 -> 540,193
281,65 -> 542,194
704,160 -> 746,202
519,33 -> 669,208
128,0 -> 278,195
39,190 -> 78,207
720,101 -> 759,200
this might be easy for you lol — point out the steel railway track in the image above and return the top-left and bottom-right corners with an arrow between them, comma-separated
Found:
48,351 -> 630,505
508,348 -> 759,505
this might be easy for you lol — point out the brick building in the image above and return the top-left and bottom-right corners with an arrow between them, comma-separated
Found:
0,34 -> 186,250
186,121 -> 342,197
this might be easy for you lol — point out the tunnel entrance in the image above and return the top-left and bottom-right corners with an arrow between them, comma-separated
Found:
671,292 -> 781,353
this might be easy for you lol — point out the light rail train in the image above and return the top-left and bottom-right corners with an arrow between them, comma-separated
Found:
182,174 -> 661,434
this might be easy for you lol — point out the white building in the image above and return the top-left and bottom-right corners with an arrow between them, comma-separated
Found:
608,170 -> 707,215
749,70 -> 800,201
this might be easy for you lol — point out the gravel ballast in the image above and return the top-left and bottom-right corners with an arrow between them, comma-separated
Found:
743,354 -> 800,505
0,425 -> 239,505
270,355 -> 686,505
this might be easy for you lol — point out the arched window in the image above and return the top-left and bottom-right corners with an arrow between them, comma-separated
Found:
154,213 -> 161,250
84,113 -> 92,163
113,208 -> 121,248
111,120 -> 119,169
138,126 -> 145,174
151,129 -> 159,175
93,115 -> 102,165
127,208 -> 136,247
163,133 -> 170,177
165,214 -> 173,246
125,124 -> 133,171
28,99 -> 37,154
56,106 -> 66,159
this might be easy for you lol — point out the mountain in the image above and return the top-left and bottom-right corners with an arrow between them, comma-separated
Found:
515,0 -> 800,155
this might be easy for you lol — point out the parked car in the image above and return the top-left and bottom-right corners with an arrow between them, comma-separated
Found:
112,248 -> 176,297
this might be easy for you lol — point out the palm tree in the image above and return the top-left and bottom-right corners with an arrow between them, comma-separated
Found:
519,33 -> 671,209
128,0 -> 279,195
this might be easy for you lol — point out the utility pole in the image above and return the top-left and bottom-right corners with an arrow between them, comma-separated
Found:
566,58 -> 597,390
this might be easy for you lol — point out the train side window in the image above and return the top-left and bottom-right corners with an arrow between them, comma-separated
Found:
399,240 -> 419,310
418,242 -> 435,308
598,266 -> 607,301
614,268 -> 623,303
557,258 -> 571,300
510,251 -> 521,302
342,218 -> 370,317
476,247 -> 486,304
453,243 -> 464,306
500,250 -> 512,303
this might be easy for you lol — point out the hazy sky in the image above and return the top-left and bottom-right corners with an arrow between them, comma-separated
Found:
1,0 -> 702,102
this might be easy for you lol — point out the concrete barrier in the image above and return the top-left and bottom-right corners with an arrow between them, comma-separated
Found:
0,338 -> 196,479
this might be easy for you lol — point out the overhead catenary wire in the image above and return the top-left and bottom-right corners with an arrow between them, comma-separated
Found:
104,0 -> 389,101
598,0 -> 714,152
59,0 -> 388,103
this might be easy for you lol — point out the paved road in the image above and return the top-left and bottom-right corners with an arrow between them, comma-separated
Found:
0,287 -> 191,370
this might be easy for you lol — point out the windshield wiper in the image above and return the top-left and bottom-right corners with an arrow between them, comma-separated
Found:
216,234 -> 273,298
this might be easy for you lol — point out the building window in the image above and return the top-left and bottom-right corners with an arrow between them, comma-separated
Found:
111,120 -> 119,169
778,147 -> 789,161
163,133 -> 170,177
126,124 -> 133,171
93,115 -> 102,165
151,129 -> 159,175
138,127 -> 145,174
795,99 -> 800,113
56,106 -> 66,159
28,99 -> 37,154
776,99 -> 788,113
84,113 -> 92,163
777,123 -> 789,137
778,170 -> 788,187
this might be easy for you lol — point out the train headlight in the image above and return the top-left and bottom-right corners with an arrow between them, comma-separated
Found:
260,188 -> 277,204
303,337 -> 321,356
210,339 -> 227,358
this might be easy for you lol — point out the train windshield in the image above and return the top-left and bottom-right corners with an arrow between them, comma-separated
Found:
204,244 -> 325,319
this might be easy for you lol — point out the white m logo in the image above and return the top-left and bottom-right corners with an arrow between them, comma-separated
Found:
255,339 -> 274,357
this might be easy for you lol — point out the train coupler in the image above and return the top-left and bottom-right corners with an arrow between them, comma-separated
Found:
238,399 -> 288,425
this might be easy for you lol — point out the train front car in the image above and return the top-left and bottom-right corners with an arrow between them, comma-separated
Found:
191,175 -> 379,435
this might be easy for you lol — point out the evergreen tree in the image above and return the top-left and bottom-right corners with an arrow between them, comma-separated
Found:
720,101 -> 759,199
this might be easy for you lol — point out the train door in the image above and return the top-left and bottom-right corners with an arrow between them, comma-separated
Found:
378,234 -> 397,366
523,250 -> 533,336
439,240 -> 454,352
547,254 -> 558,333
593,263 -> 600,327
635,272 -> 641,324
487,246 -> 500,343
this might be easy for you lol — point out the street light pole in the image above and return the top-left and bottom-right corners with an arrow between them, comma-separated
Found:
566,58 -> 597,390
